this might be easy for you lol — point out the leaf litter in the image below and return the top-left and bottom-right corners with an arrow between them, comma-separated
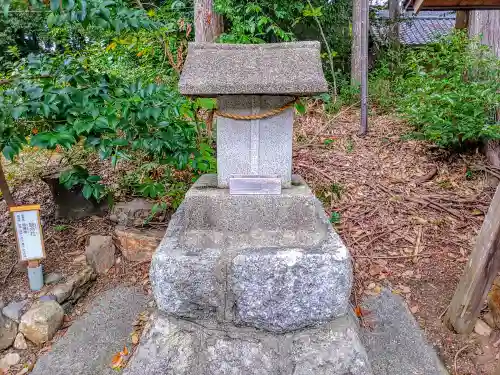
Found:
293,106 -> 497,374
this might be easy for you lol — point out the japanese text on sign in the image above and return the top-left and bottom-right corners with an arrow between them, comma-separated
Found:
12,208 -> 44,261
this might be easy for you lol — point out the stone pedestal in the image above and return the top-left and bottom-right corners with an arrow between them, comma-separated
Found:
150,175 -> 352,332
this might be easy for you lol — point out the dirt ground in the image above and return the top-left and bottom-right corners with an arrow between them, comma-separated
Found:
0,105 -> 498,374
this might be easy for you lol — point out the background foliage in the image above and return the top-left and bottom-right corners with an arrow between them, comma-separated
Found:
0,0 -> 498,213
371,31 -> 500,149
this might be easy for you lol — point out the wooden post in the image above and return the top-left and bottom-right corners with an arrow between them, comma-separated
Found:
194,0 -> 223,43
455,10 -> 469,29
359,0 -> 369,135
388,0 -> 400,46
445,184 -> 500,333
351,0 -> 362,85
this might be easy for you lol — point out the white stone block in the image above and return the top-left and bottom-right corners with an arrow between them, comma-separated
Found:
216,95 -> 293,188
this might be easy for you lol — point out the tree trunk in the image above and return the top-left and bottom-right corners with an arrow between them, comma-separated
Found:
388,0 -> 400,47
351,0 -> 362,85
0,160 -> 14,207
468,10 -> 500,169
194,0 -> 223,43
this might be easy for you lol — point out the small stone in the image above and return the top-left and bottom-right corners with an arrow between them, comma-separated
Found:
44,272 -> 63,285
13,333 -> 28,350
49,267 -> 95,304
0,352 -> 20,369
19,301 -> 64,345
110,199 -> 154,226
85,235 -> 115,275
114,227 -> 164,262
2,300 -> 29,323
474,319 -> 492,337
49,283 -> 73,304
0,314 -> 18,350
483,312 -> 496,329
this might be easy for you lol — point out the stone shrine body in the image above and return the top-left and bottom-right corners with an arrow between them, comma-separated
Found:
124,41 -> 373,375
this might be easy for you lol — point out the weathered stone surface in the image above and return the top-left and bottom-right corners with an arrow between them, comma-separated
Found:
231,246 -> 351,332
0,314 -> 17,350
44,272 -> 63,285
361,288 -> 448,375
49,267 -> 95,304
0,352 -> 20,369
216,95 -> 294,188
114,227 -> 164,262
151,175 -> 351,330
151,248 -> 221,320
2,300 -> 29,323
19,301 -> 64,344
179,42 -> 328,96
31,287 -> 148,375
123,313 -> 372,375
13,332 -> 28,350
109,199 -> 154,226
85,235 -> 115,274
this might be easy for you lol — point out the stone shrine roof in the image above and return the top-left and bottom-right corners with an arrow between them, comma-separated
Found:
179,42 -> 329,96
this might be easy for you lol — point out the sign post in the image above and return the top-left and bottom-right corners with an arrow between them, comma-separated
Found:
10,205 -> 46,291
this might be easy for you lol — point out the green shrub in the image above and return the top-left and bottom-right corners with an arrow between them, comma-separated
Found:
371,31 -> 500,149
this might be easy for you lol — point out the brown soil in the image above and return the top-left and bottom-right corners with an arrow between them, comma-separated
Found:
0,105 -> 498,374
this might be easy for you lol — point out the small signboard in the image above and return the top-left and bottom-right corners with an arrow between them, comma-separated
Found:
10,205 -> 45,261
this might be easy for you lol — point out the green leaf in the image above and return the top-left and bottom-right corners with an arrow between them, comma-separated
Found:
47,13 -> 57,27
295,101 -> 306,115
95,17 -> 109,28
87,175 -> 101,182
150,107 -> 161,121
82,184 -> 93,199
196,98 -> 217,110
95,116 -> 109,129
12,106 -> 28,120
42,104 -> 51,117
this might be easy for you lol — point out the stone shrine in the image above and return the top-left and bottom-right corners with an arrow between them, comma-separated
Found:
124,41 -> 373,375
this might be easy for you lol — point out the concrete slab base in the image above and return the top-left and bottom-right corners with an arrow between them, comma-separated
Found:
361,288 -> 449,375
123,312 -> 372,375
31,286 -> 148,375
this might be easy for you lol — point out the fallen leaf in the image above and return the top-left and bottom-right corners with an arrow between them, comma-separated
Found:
367,282 -> 376,290
131,333 -> 139,345
410,305 -> 419,314
111,346 -> 129,369
402,270 -> 414,277
369,264 -> 382,277
471,209 -> 483,216
399,285 -> 411,294
412,216 -> 428,225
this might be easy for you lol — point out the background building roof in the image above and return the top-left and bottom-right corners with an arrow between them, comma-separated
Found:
372,10 -> 456,45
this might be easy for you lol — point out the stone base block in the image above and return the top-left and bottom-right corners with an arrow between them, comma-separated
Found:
150,175 -> 352,332
123,312 -> 372,375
